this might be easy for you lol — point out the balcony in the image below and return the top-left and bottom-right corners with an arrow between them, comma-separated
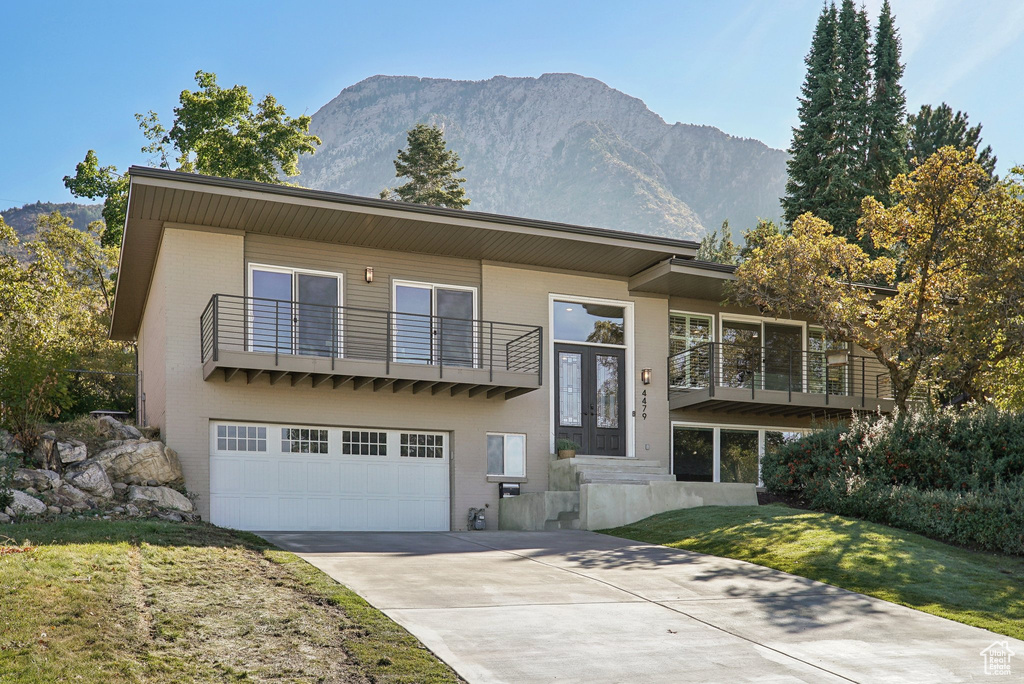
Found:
200,294 -> 543,400
668,342 -> 896,417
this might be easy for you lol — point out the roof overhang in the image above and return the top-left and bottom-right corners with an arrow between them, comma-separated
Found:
628,258 -> 735,301
110,167 -> 699,340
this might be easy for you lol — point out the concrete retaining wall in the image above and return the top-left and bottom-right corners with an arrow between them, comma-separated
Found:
579,481 -> 758,530
499,491 -> 580,530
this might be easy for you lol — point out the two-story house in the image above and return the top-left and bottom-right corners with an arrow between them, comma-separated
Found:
111,167 -> 894,531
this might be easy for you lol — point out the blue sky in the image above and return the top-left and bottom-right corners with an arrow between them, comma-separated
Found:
2,0 -> 1022,209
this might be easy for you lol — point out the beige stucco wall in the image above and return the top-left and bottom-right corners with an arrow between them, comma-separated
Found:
137,231 -> 168,430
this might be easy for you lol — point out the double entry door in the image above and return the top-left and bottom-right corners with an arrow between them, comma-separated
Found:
555,344 -> 626,456
393,282 -> 476,367
250,266 -> 340,357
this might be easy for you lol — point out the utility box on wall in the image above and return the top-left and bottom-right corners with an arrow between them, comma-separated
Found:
498,482 -> 521,498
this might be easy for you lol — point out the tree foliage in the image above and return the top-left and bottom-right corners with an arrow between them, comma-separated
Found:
380,124 -> 470,209
696,220 -> 739,264
0,213 -> 127,450
865,0 -> 908,204
65,71 -> 321,248
63,150 -> 129,248
906,103 -> 997,179
734,147 -> 1022,410
137,71 -> 321,183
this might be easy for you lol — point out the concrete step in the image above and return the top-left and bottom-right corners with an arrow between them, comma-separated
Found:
566,457 -> 665,468
578,472 -> 678,485
572,463 -> 668,474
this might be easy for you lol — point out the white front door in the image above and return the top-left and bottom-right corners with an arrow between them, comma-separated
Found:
209,421 -> 450,531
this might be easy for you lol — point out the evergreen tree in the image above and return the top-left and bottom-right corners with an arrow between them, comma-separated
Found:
865,0 -> 908,204
782,3 -> 840,226
380,124 -> 470,209
824,0 -> 872,239
906,103 -> 997,179
696,220 -> 739,265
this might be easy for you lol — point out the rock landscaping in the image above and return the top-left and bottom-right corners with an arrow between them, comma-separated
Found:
0,417 -> 196,524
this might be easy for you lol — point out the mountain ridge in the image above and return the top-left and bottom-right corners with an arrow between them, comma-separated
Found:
299,73 -> 787,240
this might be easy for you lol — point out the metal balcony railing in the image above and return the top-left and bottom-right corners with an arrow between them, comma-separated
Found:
201,294 -> 543,384
668,341 -> 897,405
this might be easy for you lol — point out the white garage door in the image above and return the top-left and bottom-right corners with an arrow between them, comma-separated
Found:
209,421 -> 450,531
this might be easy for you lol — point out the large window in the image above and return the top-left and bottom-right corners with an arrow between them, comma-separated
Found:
393,281 -> 477,367
808,327 -> 849,395
719,318 -> 804,391
249,265 -> 342,357
673,424 -> 805,485
487,433 -> 526,477
669,312 -> 712,387
553,301 -> 625,345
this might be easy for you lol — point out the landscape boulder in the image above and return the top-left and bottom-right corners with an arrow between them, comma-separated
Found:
127,485 -> 193,513
10,490 -> 47,516
13,468 -> 59,491
94,440 -> 183,486
32,431 -> 58,467
57,440 -> 88,464
65,460 -> 114,499
0,429 -> 20,454
97,416 -> 143,441
50,483 -> 93,508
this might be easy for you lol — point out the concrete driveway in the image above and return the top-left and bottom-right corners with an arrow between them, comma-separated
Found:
260,530 -> 1021,683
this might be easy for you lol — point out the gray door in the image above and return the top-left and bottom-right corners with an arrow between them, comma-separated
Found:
436,288 -> 474,367
763,323 -> 802,391
296,274 -> 338,357
555,344 -> 626,456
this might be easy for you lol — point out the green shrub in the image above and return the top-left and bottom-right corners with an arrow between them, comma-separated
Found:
0,455 -> 18,510
762,406 -> 1024,555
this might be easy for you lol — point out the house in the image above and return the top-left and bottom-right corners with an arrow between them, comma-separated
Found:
110,167 -> 895,531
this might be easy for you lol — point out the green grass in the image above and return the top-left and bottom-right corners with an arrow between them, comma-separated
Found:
603,503 -> 1024,640
0,520 -> 461,683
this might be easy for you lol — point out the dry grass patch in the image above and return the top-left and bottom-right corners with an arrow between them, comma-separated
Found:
0,520 -> 460,683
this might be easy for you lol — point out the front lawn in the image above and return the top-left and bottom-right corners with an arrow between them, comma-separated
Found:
604,503 -> 1024,640
0,520 -> 460,683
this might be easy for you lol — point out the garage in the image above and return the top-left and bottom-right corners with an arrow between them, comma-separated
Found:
209,421 -> 450,531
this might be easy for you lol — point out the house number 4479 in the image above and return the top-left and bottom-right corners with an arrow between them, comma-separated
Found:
641,389 -> 648,420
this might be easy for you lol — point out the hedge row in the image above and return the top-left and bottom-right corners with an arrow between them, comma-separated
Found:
762,408 -> 1024,555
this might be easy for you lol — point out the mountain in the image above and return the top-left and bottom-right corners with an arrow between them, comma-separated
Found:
1,201 -> 103,239
299,73 -> 787,241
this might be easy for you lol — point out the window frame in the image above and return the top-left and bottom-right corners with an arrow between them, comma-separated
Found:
246,262 -> 345,357
391,279 -> 479,366
671,421 -> 808,486
486,432 -> 527,477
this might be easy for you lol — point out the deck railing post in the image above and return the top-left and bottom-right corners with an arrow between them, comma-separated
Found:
386,311 -> 391,374
438,316 -> 444,379
537,326 -> 543,387
274,300 -> 279,367
212,296 -> 219,363
709,342 -> 716,398
861,357 -> 866,406
488,321 -> 494,382
788,349 -> 793,402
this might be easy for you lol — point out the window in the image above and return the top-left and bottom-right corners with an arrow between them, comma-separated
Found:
400,432 -> 444,458
669,313 -> 712,387
808,327 -> 849,395
216,424 -> 267,452
342,430 -> 386,456
553,300 -> 624,345
487,433 -> 526,477
673,424 -> 807,485
392,281 -> 477,367
248,265 -> 342,358
281,427 -> 329,454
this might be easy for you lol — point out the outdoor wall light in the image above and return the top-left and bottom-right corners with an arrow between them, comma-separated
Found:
365,267 -> 374,283
641,368 -> 652,385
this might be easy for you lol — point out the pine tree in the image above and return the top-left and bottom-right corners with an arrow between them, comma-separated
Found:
782,3 -> 840,226
906,104 -> 997,180
865,0 -> 908,205
380,123 -> 471,209
696,220 -> 739,265
823,0 -> 872,239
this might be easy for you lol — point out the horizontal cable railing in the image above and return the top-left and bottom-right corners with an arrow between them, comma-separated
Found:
201,294 -> 542,384
668,341 -> 898,403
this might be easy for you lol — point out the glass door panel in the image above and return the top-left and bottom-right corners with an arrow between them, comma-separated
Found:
721,321 -> 760,388
250,269 -> 292,353
670,314 -> 712,388
558,352 -> 582,427
720,429 -> 760,484
296,274 -> 338,357
673,427 -> 714,482
808,328 -> 849,395
394,285 -> 432,364
763,323 -> 802,391
436,288 -> 474,367
595,354 -> 619,428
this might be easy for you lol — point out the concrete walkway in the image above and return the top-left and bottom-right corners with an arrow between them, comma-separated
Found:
260,530 -> 1021,683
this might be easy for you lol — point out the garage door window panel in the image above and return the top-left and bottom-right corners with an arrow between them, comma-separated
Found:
282,427 -> 329,454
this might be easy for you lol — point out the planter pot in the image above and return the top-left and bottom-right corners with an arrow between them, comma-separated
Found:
557,450 -> 576,460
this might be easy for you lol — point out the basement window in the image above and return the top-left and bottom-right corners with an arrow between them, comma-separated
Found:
487,433 -> 526,477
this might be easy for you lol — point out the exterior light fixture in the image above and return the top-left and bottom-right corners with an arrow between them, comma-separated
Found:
641,368 -> 652,385
365,267 -> 374,283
